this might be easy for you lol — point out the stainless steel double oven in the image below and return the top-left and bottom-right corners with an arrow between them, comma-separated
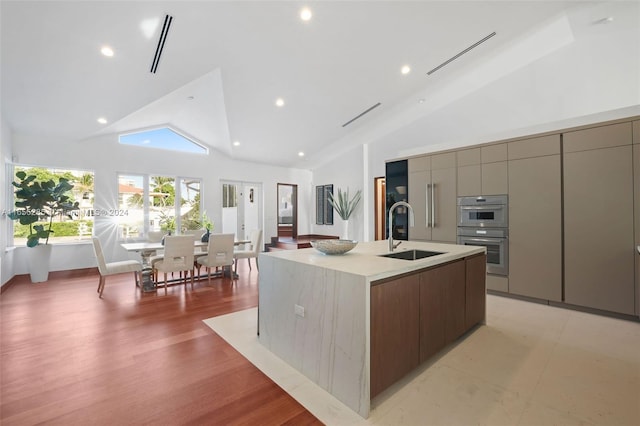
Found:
457,195 -> 509,276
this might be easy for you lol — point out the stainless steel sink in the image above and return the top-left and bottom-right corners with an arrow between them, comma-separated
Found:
380,249 -> 445,260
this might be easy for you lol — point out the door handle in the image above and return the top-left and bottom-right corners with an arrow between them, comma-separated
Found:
425,184 -> 430,228
431,183 -> 435,228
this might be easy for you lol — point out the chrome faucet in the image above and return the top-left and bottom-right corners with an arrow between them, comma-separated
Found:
388,201 -> 415,251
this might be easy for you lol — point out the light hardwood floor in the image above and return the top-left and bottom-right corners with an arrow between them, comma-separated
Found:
0,265 -> 322,425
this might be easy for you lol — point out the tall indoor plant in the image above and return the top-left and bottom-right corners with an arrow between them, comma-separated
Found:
9,170 -> 80,282
327,187 -> 362,240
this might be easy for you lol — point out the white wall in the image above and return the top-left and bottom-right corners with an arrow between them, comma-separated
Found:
10,131 -> 312,273
311,145 -> 365,241
1,116 -> 15,286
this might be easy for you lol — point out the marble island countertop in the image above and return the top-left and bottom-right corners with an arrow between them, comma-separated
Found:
260,239 -> 485,281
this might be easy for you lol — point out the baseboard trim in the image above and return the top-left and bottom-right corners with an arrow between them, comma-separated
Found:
487,290 -> 640,322
1,268 -> 99,293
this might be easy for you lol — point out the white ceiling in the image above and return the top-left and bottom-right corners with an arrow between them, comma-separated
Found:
2,1 -> 639,169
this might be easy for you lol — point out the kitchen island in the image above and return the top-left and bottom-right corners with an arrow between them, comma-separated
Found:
258,240 -> 486,418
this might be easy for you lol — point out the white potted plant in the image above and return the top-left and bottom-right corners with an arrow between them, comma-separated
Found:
327,187 -> 362,240
9,171 -> 80,282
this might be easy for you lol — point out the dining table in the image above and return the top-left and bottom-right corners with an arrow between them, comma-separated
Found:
121,239 -> 250,292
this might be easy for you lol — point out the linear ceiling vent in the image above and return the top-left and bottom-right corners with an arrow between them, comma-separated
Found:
427,31 -> 496,76
342,102 -> 382,127
150,14 -> 173,73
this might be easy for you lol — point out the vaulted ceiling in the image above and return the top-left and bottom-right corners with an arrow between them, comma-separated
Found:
2,1 -> 639,168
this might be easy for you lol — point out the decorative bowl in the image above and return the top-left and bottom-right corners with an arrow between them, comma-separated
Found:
310,239 -> 358,255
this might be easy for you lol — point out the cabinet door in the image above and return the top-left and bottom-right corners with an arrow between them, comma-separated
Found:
370,275 -> 420,397
508,154 -> 562,301
564,144 -> 635,314
481,161 -> 508,195
457,165 -> 481,196
419,268 -> 446,362
408,170 -> 431,240
465,254 -> 486,329
431,167 -> 457,243
635,141 -> 640,316
420,260 -> 465,363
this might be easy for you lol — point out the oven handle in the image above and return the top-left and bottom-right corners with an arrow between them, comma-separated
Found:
460,206 -> 504,210
461,237 -> 505,244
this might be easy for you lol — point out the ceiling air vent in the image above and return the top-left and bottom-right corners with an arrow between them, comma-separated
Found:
150,14 -> 173,74
427,32 -> 496,76
342,102 -> 382,128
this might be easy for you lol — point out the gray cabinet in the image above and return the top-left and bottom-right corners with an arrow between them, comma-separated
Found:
480,144 -> 508,196
507,135 -> 562,301
408,153 -> 457,243
634,121 -> 640,316
457,148 -> 481,196
563,123 -> 635,315
481,162 -> 508,195
408,156 -> 430,241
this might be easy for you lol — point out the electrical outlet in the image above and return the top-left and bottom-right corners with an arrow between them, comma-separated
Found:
294,304 -> 305,318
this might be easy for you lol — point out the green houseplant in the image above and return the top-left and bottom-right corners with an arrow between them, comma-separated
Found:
327,187 -> 362,240
9,170 -> 80,282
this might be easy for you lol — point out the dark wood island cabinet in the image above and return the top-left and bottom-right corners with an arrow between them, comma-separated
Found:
371,253 -> 486,398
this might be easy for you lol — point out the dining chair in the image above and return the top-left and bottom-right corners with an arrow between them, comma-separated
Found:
146,231 -> 166,282
196,233 -> 235,285
234,229 -> 262,274
153,235 -> 195,294
183,229 -> 208,260
92,237 -> 142,298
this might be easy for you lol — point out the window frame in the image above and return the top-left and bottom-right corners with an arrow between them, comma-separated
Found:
118,125 -> 209,155
116,172 -> 203,240
9,163 -> 96,247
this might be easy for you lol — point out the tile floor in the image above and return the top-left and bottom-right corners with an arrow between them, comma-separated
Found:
203,295 -> 640,426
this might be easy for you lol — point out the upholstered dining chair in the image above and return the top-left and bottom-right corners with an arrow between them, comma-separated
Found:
183,229 -> 208,261
153,235 -> 195,294
196,233 -> 235,285
92,237 -> 142,298
234,229 -> 262,274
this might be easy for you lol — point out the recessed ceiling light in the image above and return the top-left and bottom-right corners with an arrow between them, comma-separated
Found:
298,151 -> 305,157
275,98 -> 285,107
100,46 -> 114,57
97,117 -> 108,124
418,98 -> 425,104
233,141 -> 240,146
401,65 -> 411,75
140,17 -> 160,39
187,96 -> 194,100
300,8 -> 312,21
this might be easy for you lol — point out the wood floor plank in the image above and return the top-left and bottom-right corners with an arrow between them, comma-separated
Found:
1,264 -> 322,425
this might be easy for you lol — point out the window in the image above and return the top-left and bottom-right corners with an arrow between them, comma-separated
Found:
222,183 -> 237,208
119,127 -> 208,154
117,173 -> 203,239
11,166 -> 95,245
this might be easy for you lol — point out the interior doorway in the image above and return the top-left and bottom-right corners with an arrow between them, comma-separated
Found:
277,183 -> 297,238
221,180 -> 263,241
374,177 -> 386,240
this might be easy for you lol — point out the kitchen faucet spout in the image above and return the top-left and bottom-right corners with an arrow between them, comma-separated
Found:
388,201 -> 414,252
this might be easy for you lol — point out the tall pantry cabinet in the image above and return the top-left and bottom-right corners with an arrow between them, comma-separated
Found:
507,135 -> 562,302
634,120 -> 640,316
408,153 -> 457,243
563,122 -> 635,315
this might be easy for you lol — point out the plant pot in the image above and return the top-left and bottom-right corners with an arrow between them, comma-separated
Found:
28,244 -> 52,283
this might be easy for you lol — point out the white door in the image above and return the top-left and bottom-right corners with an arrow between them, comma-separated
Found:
221,180 -> 262,241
